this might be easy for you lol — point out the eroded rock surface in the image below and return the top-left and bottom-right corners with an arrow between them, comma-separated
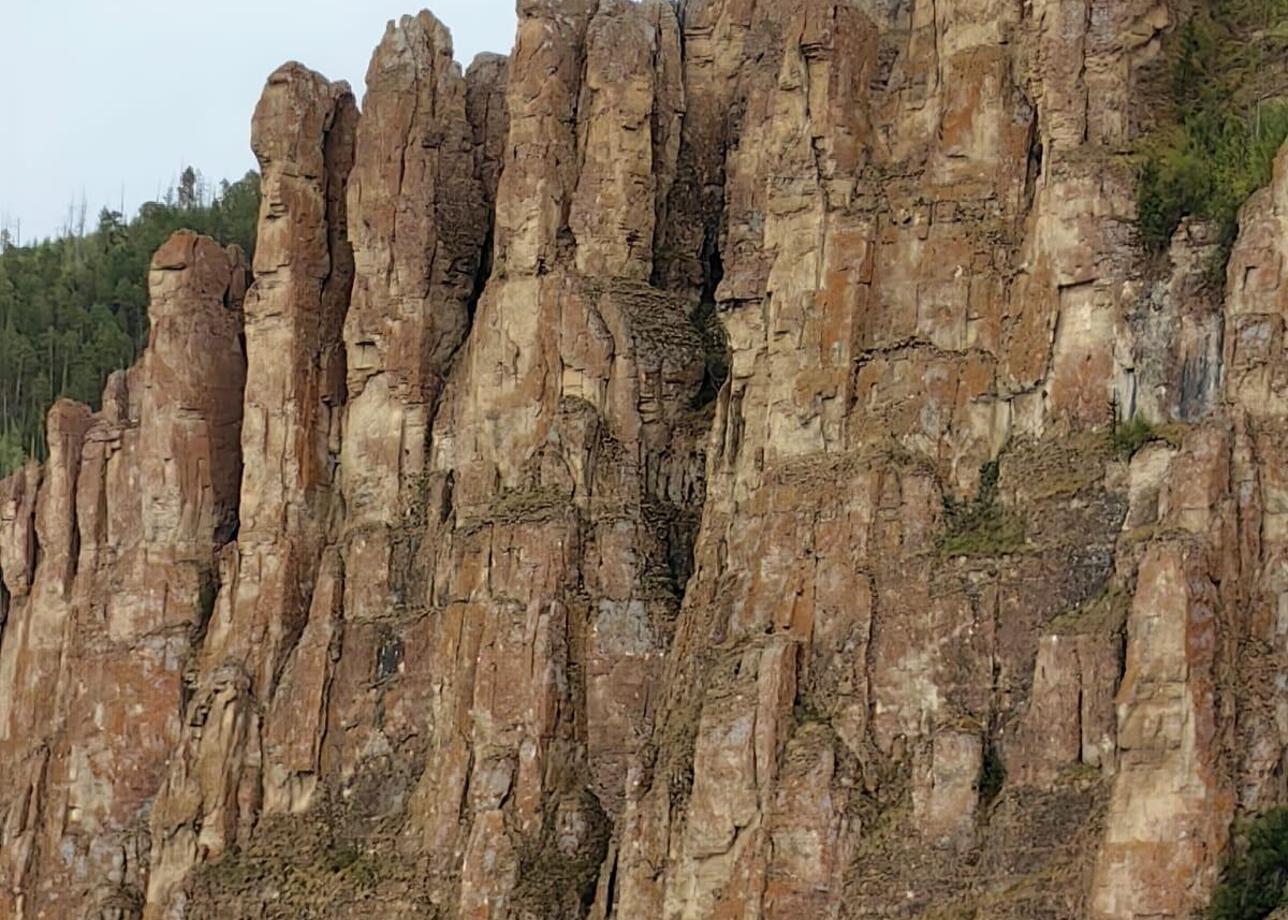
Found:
0,231 -> 247,918
1,3 -> 1286,919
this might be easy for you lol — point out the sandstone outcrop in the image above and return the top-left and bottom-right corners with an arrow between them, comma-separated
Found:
1,2 -> 1286,919
0,231 -> 247,918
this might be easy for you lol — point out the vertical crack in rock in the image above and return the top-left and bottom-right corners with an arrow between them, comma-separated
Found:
464,51 -> 510,333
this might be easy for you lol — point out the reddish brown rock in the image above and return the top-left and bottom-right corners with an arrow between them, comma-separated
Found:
0,231 -> 246,918
5,3 -> 1288,919
145,63 -> 356,915
342,12 -> 488,529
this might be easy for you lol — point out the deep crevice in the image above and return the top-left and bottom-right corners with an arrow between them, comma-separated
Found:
182,570 -> 221,721
1022,103 -> 1043,217
603,847 -> 620,915
0,578 -> 9,660
689,222 -> 729,410
467,221 -> 494,331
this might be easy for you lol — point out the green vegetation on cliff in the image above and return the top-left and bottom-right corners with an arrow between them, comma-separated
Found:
1208,807 -> 1288,920
1137,0 -> 1288,255
938,461 -> 1027,557
0,169 -> 259,475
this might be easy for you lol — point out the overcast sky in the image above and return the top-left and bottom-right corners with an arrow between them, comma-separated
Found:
0,1 -> 517,243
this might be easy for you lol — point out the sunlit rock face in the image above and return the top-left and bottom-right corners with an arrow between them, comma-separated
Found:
1,2 -> 1285,918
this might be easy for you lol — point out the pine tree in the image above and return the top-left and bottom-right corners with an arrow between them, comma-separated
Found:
0,170 -> 260,476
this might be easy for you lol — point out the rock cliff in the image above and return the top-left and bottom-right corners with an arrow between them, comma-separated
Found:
1,2 -> 1286,918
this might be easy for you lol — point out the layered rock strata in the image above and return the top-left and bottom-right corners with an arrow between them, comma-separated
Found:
0,2 -> 1285,919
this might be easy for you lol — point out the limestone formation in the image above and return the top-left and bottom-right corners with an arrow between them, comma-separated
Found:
1,2 -> 1286,919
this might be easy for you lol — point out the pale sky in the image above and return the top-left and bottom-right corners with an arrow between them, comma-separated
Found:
0,1 -> 517,242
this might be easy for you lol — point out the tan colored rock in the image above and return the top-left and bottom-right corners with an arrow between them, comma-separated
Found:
145,63 -> 356,915
9,4 -> 1288,919
570,0 -> 682,281
0,231 -> 246,918
0,460 -> 39,601
1091,540 -> 1233,919
490,0 -> 593,277
342,11 -> 487,531
466,52 -> 509,206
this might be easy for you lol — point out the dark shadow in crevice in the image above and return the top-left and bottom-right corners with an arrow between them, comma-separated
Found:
689,224 -> 730,410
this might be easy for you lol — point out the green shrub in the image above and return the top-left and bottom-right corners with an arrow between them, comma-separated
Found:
1108,415 -> 1185,458
1138,104 -> 1288,253
939,461 -> 1027,557
1209,807 -> 1288,920
1136,1 -> 1288,259
1110,415 -> 1158,457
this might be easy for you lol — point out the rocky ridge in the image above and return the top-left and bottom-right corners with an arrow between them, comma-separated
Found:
1,1 -> 1286,918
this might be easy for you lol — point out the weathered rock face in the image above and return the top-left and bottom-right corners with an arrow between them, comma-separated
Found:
2,2 -> 1287,919
143,61 -> 358,916
0,231 -> 247,918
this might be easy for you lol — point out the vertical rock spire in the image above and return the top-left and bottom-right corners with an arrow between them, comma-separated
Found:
340,11 -> 490,621
145,63 -> 357,915
0,232 -> 248,918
